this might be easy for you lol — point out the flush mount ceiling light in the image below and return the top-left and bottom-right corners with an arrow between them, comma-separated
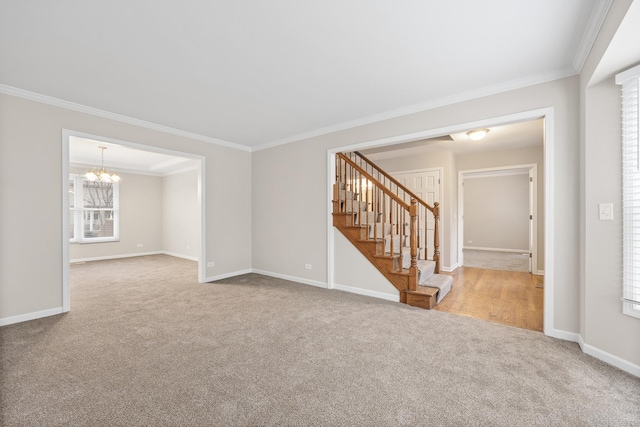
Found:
85,146 -> 121,183
466,129 -> 489,141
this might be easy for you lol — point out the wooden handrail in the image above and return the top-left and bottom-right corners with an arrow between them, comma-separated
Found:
354,151 -> 435,213
337,153 -> 410,210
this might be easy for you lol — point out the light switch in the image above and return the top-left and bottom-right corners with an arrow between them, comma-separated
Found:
599,203 -> 613,221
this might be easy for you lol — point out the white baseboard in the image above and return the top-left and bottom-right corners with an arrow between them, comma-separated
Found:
333,283 -> 399,302
0,307 -> 64,327
535,269 -> 544,276
70,251 -> 198,264
464,246 -> 529,253
203,269 -> 253,282
251,269 -> 328,289
441,263 -> 458,273
543,328 -> 640,378
578,335 -> 640,378
161,251 -> 198,262
545,327 -> 580,342
70,251 -> 163,263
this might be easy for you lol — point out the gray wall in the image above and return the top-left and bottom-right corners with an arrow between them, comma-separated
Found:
457,145 -> 544,269
334,230 -> 398,299
68,168 -> 199,262
463,173 -> 529,251
162,169 -> 199,259
579,0 -> 640,368
0,93 -> 252,320
69,169 -> 164,260
252,76 -> 580,336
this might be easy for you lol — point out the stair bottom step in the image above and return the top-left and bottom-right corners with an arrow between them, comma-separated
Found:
405,287 -> 438,309
405,274 -> 453,310
419,274 -> 453,304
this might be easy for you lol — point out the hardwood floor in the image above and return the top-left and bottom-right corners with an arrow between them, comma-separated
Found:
434,267 -> 544,332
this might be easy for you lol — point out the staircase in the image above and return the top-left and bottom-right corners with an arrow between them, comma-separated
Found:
333,151 -> 453,309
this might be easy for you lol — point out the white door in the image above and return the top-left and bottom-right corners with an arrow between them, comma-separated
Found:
392,170 -> 441,260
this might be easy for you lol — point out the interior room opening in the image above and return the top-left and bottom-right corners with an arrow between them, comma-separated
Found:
62,131 -> 205,311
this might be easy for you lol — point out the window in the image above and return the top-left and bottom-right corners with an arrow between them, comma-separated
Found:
617,64 -> 640,319
69,174 -> 119,243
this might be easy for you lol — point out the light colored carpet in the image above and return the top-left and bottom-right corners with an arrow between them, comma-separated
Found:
464,249 -> 531,272
1,255 -> 638,426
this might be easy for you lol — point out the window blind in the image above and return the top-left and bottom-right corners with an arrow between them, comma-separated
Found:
69,174 -> 120,243
617,64 -> 640,316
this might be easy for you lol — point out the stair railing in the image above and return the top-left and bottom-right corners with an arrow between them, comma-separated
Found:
335,154 -> 421,290
352,151 -> 440,273
335,151 -> 440,274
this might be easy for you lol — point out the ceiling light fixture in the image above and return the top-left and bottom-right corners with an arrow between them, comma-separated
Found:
85,146 -> 121,183
466,129 -> 489,141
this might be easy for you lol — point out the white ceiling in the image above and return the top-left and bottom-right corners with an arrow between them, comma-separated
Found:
360,119 -> 544,160
69,136 -> 198,176
0,1 -> 604,149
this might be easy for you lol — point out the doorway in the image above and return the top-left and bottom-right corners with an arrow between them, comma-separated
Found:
442,164 -> 543,331
458,164 -> 538,274
61,130 -> 206,312
327,109 -> 553,335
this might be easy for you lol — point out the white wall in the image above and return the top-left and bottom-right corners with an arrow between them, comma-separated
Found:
463,173 -> 529,251
252,76 -> 580,336
0,93 -> 252,321
69,169 -> 164,260
163,169 -> 199,259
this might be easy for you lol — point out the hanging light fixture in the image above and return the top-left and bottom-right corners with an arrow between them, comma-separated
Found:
466,128 -> 490,141
85,146 -> 121,183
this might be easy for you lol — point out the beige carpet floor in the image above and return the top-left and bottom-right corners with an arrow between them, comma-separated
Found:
463,249 -> 531,272
1,255 -> 638,426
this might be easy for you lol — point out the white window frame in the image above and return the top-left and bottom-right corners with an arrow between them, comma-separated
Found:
616,64 -> 640,319
69,174 -> 120,244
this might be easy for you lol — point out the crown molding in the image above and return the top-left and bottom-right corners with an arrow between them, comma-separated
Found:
252,67 -> 576,152
0,84 -> 251,152
3,63 -> 577,155
70,161 -> 198,178
572,0 -> 613,73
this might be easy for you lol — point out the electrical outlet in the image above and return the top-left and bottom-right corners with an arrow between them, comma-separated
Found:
186,245 -> 190,250
599,203 -> 613,221
207,261 -> 215,268
304,264 -> 312,270
467,240 -> 473,244
136,243 -> 143,248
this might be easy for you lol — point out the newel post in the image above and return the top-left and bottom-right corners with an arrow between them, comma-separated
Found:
433,202 -> 440,274
409,198 -> 418,291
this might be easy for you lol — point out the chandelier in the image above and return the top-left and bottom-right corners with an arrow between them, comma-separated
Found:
85,146 -> 121,183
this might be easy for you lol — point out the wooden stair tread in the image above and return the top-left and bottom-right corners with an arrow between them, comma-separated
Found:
372,254 -> 396,260
389,268 -> 411,277
406,287 -> 439,297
